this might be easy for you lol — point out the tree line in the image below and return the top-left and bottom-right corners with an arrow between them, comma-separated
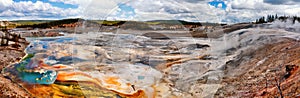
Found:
255,14 -> 300,24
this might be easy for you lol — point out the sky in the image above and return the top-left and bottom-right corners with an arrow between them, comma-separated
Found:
0,0 -> 300,23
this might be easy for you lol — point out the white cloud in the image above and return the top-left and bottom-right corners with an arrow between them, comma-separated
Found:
0,0 -> 13,11
81,0 -> 130,20
217,3 -> 222,8
112,0 -> 226,22
0,10 -> 24,17
224,0 -> 300,23
49,0 -> 78,5
0,1 -> 81,20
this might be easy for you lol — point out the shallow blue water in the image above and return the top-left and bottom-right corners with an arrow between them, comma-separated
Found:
12,36 -> 76,84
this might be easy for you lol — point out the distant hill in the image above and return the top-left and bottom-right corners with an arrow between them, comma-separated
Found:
147,20 -> 226,26
11,20 -> 53,26
13,19 -> 124,28
15,18 -> 83,28
10,19 -> 226,29
92,20 -> 126,26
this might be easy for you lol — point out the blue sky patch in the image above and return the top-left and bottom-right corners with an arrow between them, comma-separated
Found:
49,1 -> 78,9
208,0 -> 227,10
115,3 -> 136,19
13,0 -> 78,9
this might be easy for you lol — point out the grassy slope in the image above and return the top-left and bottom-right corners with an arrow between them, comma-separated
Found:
11,20 -> 53,26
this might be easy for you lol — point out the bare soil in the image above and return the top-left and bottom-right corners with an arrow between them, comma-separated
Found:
0,43 -> 31,97
216,38 -> 300,97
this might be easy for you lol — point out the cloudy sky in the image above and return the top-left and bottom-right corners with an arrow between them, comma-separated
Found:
0,0 -> 300,23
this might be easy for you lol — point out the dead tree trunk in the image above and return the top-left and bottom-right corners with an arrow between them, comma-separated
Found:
274,78 -> 284,98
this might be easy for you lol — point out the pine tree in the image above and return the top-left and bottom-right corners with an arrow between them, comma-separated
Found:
271,15 -> 275,22
267,15 -> 271,22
